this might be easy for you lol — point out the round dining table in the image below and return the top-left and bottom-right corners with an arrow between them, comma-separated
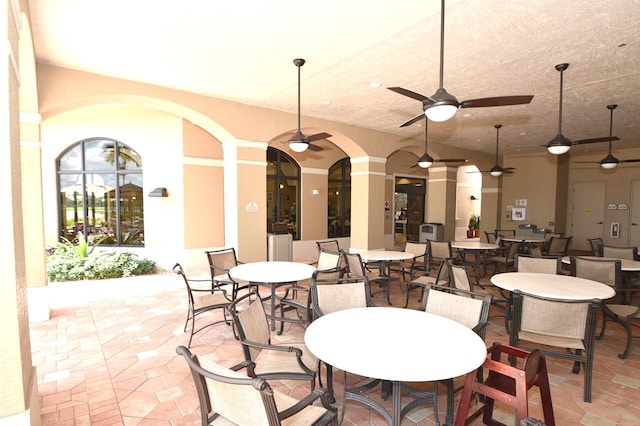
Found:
491,272 -> 615,300
304,307 -> 486,426
229,261 -> 316,330
451,241 -> 499,285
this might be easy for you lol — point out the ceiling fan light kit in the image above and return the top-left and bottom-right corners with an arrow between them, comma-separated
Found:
600,154 -> 619,169
418,153 -> 434,168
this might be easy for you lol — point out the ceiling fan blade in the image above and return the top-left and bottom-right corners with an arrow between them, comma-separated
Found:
388,87 -> 430,102
400,114 -> 426,128
307,144 -> 324,152
573,161 -> 600,164
502,167 -> 516,171
460,95 -> 534,109
572,136 -> 620,145
307,132 -> 332,142
620,159 -> 640,164
503,170 -> 515,174
434,158 -> 468,163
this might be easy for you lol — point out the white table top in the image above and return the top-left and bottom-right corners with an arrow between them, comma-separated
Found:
304,307 -> 486,382
491,272 -> 615,300
229,261 -> 316,283
502,236 -> 546,243
351,250 -> 415,262
561,256 -> 640,272
452,241 -> 499,250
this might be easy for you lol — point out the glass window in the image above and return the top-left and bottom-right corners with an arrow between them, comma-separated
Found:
266,148 -> 300,240
328,158 -> 351,238
57,138 -> 144,246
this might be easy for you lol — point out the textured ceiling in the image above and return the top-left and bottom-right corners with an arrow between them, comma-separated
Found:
28,0 -> 640,156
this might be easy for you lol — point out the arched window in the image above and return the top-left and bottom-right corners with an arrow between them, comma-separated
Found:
57,138 -> 144,246
266,148 -> 300,240
328,158 -> 351,238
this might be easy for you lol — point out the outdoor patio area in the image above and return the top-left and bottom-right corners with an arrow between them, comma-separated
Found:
30,268 -> 640,425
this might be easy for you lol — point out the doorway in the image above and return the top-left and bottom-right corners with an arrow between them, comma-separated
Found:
571,181 -> 605,251
394,176 -> 426,244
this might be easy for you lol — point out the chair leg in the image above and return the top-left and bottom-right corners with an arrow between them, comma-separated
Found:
619,318 -> 634,359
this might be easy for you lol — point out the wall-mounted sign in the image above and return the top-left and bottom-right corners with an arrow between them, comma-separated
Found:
246,201 -> 259,212
618,203 -> 628,210
611,223 -> 620,238
607,203 -> 618,210
516,199 -> 527,207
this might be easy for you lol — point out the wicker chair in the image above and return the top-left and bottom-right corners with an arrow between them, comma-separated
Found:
405,259 -> 451,308
515,254 -> 562,275
509,289 -> 600,402
402,283 -> 492,426
228,291 -> 318,390
173,263 -> 233,348
176,345 -> 337,426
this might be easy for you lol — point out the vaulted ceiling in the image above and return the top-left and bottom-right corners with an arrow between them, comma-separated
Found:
29,0 -> 640,156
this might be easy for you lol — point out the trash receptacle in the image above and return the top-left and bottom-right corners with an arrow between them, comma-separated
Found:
419,223 -> 444,242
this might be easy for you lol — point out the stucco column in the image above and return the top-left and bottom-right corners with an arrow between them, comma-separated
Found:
223,140 -> 268,262
1,2 -> 39,421
350,156 -> 386,250
426,166 -> 458,241
480,178 -> 502,240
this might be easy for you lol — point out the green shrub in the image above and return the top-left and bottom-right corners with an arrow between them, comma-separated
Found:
46,233 -> 157,282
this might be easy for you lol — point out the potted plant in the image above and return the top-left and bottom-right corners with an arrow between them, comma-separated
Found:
468,214 -> 480,238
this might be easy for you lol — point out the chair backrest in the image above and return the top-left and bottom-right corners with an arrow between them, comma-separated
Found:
176,345 -> 275,425
545,236 -> 572,255
511,290 -> 599,348
516,254 -> 561,274
317,249 -> 342,271
342,251 -> 367,278
587,238 -> 604,256
571,256 -> 621,288
602,246 -> 638,260
528,245 -> 543,257
428,240 -> 452,261
205,248 -> 239,280
506,241 -> 523,261
404,241 -> 428,259
310,269 -> 370,317
316,239 -> 340,254
495,229 -> 516,238
448,261 -> 474,292
485,231 -> 497,244
174,263 -> 227,305
421,284 -> 492,338
229,292 -> 271,361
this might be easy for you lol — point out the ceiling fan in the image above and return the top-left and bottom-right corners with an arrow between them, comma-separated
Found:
574,104 -> 640,169
545,63 -> 619,155
412,120 -> 467,168
388,0 -> 533,127
468,124 -> 514,177
282,58 -> 332,152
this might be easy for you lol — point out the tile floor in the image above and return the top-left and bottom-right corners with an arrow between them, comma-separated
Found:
30,262 -> 640,425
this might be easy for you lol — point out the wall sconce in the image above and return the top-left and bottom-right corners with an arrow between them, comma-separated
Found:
470,195 -> 478,200
149,187 -> 168,197
312,189 -> 320,195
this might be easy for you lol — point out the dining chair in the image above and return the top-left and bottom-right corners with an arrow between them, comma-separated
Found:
597,287 -> 640,359
587,237 -> 604,256
228,291 -> 318,390
316,239 -> 341,255
427,240 -> 454,271
205,247 -> 254,300
494,229 -> 516,238
528,245 -> 543,257
173,263 -> 233,348
484,231 -> 497,244
342,251 -> 390,304
602,245 -> 638,260
175,345 -> 337,426
448,260 -> 509,332
309,269 -> 372,410
405,259 -> 450,308
543,236 -> 572,256
486,240 -> 523,274
387,241 -> 428,282
402,283 -> 492,426
509,289 -> 600,403
515,254 -> 562,275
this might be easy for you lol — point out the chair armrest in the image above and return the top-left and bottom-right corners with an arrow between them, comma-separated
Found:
278,388 -> 335,420
241,339 -> 305,357
229,360 -> 257,377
